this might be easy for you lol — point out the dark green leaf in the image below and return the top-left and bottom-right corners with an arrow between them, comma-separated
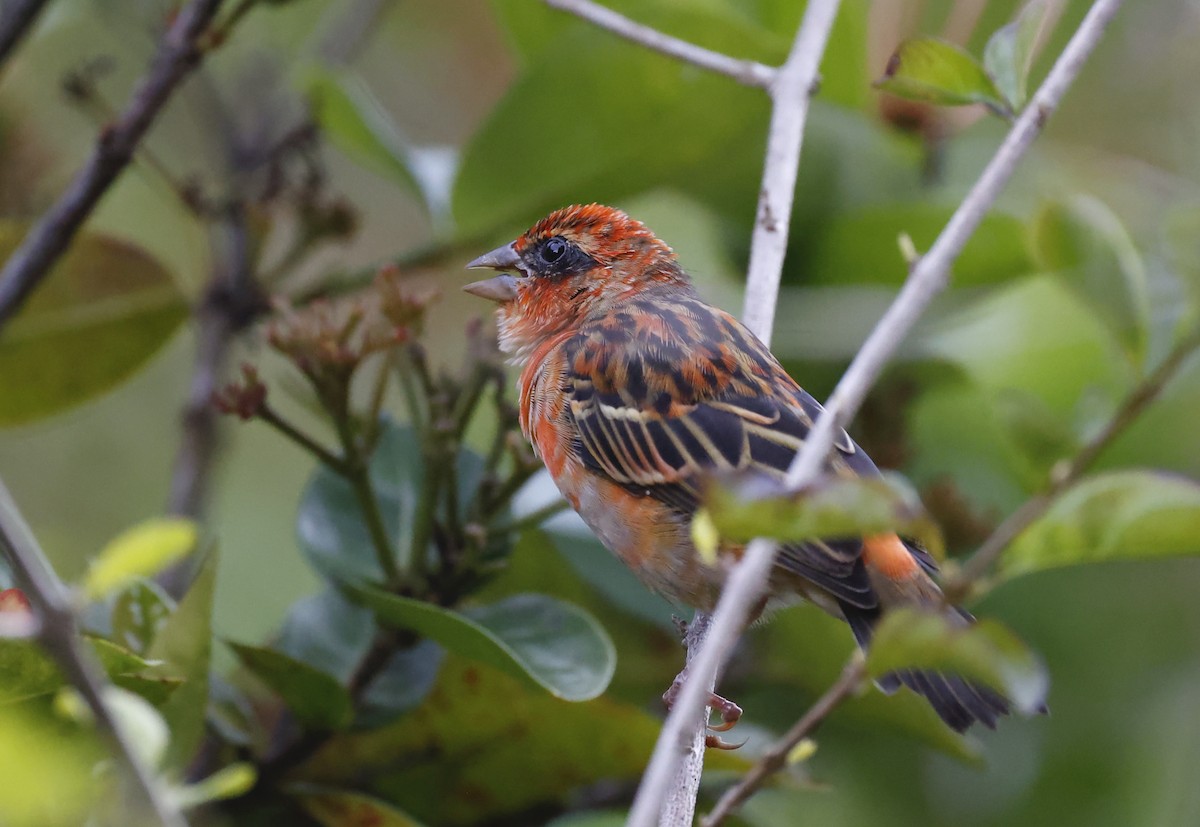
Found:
295,655 -> 747,824
992,388 -> 1080,481
275,589 -> 443,724
292,785 -> 428,826
876,37 -> 1008,112
147,547 -> 218,769
111,579 -> 176,655
0,223 -> 187,426
703,471 -> 944,558
866,608 -> 1048,716
305,68 -> 422,199
353,589 -> 615,702
87,636 -> 181,707
297,420 -> 484,586
1030,197 -> 1150,365
1004,471 -> 1200,578
228,642 -> 354,731
983,0 -> 1051,110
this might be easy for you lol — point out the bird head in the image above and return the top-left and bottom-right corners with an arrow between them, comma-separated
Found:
464,204 -> 688,362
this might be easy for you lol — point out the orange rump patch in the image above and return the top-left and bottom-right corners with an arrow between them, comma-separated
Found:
862,534 -> 920,581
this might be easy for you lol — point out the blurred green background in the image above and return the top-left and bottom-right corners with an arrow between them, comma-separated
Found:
2,1 -> 1200,825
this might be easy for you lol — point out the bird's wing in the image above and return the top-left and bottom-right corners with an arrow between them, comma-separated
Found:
562,296 -> 926,607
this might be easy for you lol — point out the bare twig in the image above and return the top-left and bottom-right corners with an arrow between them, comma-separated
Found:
946,329 -> 1200,599
0,0 -> 50,67
544,0 -> 776,89
703,655 -> 867,827
627,2 -> 843,825
740,0 -> 843,347
0,478 -> 188,827
169,207 -> 265,518
630,1 -> 1125,824
0,0 -> 226,330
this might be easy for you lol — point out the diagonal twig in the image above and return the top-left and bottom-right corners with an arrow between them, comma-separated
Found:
544,0 -> 776,89
630,0 -> 1126,824
0,0 -> 226,330
0,478 -> 188,827
0,0 -> 50,67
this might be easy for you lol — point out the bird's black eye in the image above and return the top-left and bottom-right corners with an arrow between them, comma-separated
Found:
541,237 -> 568,263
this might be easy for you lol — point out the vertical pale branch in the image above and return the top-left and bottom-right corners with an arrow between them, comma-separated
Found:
0,478 -> 188,827
632,0 -> 1125,824
627,2 -> 844,825
740,0 -> 843,348
0,0 -> 225,330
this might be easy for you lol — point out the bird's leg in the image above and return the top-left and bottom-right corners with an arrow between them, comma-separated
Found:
664,615 -> 745,749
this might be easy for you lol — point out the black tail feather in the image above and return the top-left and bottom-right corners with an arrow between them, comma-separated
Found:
841,603 -> 1013,734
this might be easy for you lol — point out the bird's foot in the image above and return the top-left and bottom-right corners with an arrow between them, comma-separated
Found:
662,672 -> 745,750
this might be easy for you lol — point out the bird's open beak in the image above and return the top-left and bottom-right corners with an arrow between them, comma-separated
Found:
464,242 -> 521,303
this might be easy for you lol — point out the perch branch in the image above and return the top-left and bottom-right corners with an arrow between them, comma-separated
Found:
626,1 -> 844,825
629,1 -> 1125,824
0,0 -> 225,330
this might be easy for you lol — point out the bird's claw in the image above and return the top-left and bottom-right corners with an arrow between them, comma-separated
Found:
705,733 -> 747,750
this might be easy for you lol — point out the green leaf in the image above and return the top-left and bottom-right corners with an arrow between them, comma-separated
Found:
305,68 -> 422,199
866,608 -> 1048,716
0,223 -> 187,426
453,20 -> 769,239
297,420 -> 484,585
0,635 -> 179,706
876,37 -> 1008,113
992,387 -> 1080,481
111,578 -> 176,654
1030,197 -> 1150,365
82,518 -> 197,601
292,786 -> 428,827
983,0 -> 1051,110
352,589 -> 615,702
228,642 -> 354,731
147,547 -> 218,769
703,471 -> 944,559
0,639 -> 62,703
805,204 -> 1034,288
1004,471 -> 1200,578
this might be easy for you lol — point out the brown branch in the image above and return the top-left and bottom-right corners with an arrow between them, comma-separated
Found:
0,0 -> 226,330
702,655 -> 867,827
168,206 -> 266,519
0,478 -> 188,827
0,0 -> 50,67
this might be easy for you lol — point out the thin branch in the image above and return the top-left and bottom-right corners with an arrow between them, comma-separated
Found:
946,329 -> 1200,599
544,0 -> 776,89
629,1 -> 1125,824
703,655 -> 867,827
0,478 -> 188,827
169,207 -> 266,518
740,0 -> 843,347
256,402 -> 348,474
0,0 -> 226,330
626,2 -> 843,825
0,0 -> 50,67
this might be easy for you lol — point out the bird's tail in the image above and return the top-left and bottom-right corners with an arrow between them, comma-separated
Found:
841,603 -> 1013,733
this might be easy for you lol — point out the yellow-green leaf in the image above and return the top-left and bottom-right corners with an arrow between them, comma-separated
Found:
83,518 -> 198,601
0,224 -> 187,426
876,37 -> 1008,113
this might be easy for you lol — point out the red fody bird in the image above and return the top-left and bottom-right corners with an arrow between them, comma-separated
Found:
465,204 -> 1012,733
